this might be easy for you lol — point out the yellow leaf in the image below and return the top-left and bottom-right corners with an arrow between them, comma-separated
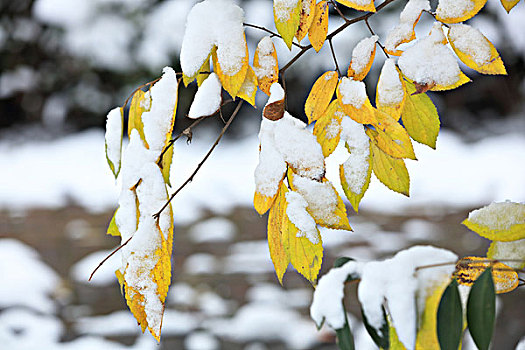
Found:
254,188 -> 280,215
454,256 -> 519,294
376,60 -> 406,121
283,220 -> 323,284
340,141 -> 372,212
274,0 -> 303,50
267,181 -> 291,283
384,12 -> 422,56
371,142 -> 410,196
462,201 -> 525,242
237,66 -> 258,106
212,42 -> 249,99
183,54 -> 211,87
500,0 -> 520,12
151,203 -> 174,309
305,71 -> 339,124
436,0 -> 488,24
402,81 -> 440,149
336,79 -> 376,124
431,70 -> 471,91
448,25 -> 507,75
313,100 -> 343,157
296,0 -> 316,41
128,90 -> 148,146
348,38 -> 377,81
308,1 -> 329,52
336,0 -> 376,12
389,321 -> 407,350
107,209 -> 121,237
367,110 -> 416,160
253,37 -> 279,96
160,144 -> 174,186
487,239 -> 525,269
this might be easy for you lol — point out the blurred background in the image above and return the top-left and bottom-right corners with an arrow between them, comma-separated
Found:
0,0 -> 524,349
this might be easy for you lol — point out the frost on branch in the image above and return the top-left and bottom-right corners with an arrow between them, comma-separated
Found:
188,72 -> 222,119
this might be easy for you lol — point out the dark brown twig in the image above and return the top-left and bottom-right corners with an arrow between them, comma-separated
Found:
89,236 -> 133,281
330,0 -> 350,23
328,38 -> 342,76
364,18 -> 390,58
244,22 -> 305,49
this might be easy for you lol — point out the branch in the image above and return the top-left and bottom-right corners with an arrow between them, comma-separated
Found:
279,0 -> 400,75
153,100 -> 245,219
244,22 -> 305,49
328,38 -> 342,76
364,18 -> 390,58
89,236 -> 133,281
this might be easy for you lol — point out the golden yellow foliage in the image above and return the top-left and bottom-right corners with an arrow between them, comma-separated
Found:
340,142 -> 372,212
107,209 -> 120,237
336,0 -> 376,12
274,0 -> 303,49
212,42 -> 249,98
337,86 -> 377,124
348,43 -> 377,81
267,181 -> 291,284
237,66 -> 258,106
128,90 -> 148,146
296,0 -> 316,41
254,186 -> 281,215
283,222 -> 323,284
308,1 -> 329,52
253,38 -> 279,96
455,256 -> 519,294
305,71 -> 339,124
371,143 -> 410,196
313,100 -> 343,157
436,0 -> 488,24
500,0 -> 521,12
367,110 -> 416,160
376,64 -> 406,121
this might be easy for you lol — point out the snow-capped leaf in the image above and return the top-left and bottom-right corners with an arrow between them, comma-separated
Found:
254,37 -> 279,96
367,110 -> 416,160
455,257 -> 519,294
313,100 -> 343,157
361,306 -> 389,349
466,267 -> 495,350
160,144 -> 173,187
463,202 -> 525,242
107,209 -> 120,237
212,41 -> 249,99
437,279 -> 463,350
347,36 -> 378,81
436,0 -> 488,24
188,72 -> 222,119
384,0 -> 429,56
430,70 -> 471,91
274,0 -> 303,50
371,143 -> 410,196
402,80 -> 440,149
305,71 -> 339,124
296,0 -> 316,41
128,89 -> 148,145
376,59 -> 406,120
448,24 -> 506,75
337,78 -> 376,124
308,0 -> 329,52
183,55 -> 211,87
105,107 -> 123,178
500,0 -> 520,12
237,66 -> 258,106
268,181 -> 291,284
487,239 -> 525,269
340,141 -> 372,212
336,0 -> 376,12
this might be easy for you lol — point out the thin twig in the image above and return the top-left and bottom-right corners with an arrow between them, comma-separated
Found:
364,18 -> 390,58
280,0 -> 400,75
328,38 -> 342,76
153,100 -> 245,219
330,0 -> 350,23
123,77 -> 161,109
89,236 -> 133,281
244,22 -> 305,49
415,259 -> 525,272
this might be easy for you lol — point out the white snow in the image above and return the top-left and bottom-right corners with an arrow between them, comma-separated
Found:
338,77 -> 367,109
188,72 -> 222,119
285,190 -> 320,244
488,239 -> 525,269
254,36 -> 277,81
184,253 -> 220,275
180,0 -> 246,77
398,23 -> 461,87
266,82 -> 285,105
185,331 -> 220,350
273,0 -> 300,21
377,59 -> 404,106
104,107 -> 122,175
350,35 -> 378,76
436,0 -> 475,20
449,24 -> 492,66
71,249 -> 121,286
340,117 -> 370,194
223,240 -> 275,274
384,0 -> 430,53
188,217 -> 237,243
468,201 -> 525,231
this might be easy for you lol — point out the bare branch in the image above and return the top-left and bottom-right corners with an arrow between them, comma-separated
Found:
244,22 -> 305,49
89,236 -> 133,281
364,18 -> 390,58
328,38 -> 342,76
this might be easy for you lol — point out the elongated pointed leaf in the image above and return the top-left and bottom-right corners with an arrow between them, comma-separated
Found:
237,66 -> 258,106
455,256 -> 519,294
436,0 -> 488,24
296,0 -> 316,41
437,279 -> 463,350
308,1 -> 329,52
361,306 -> 389,349
274,0 -> 302,50
336,304 -> 355,350
313,100 -> 343,157
370,143 -> 410,196
212,42 -> 249,99
107,209 -> 120,237
254,37 -> 278,96
500,0 -> 520,12
367,110 -> 416,160
336,0 -> 376,12
467,267 -> 495,350
267,181 -> 291,284
305,71 -> 339,124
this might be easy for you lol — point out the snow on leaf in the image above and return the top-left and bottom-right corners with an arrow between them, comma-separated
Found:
253,36 -> 279,96
367,109 -> 416,160
435,0 -> 487,24
313,100 -> 343,157
128,89 -> 148,146
336,0 -> 376,12
384,0 -> 429,56
463,201 -> 525,242
337,77 -> 376,124
296,0 -> 316,41
267,181 -> 291,284
183,55 -> 211,87
105,107 -> 123,178
289,170 -> 351,231
285,190 -> 320,244
402,80 -> 440,149
500,0 -> 520,13
487,239 -> 525,269
305,70 -> 339,124
107,209 -> 121,237
188,72 -> 222,119
454,256 -> 519,294
212,40 -> 249,99
376,59 -> 406,120
181,0 -> 248,78
274,0 -> 302,50
308,0 -> 329,52
398,23 -> 470,92
237,66 -> 258,106
370,142 -> 410,196
348,35 -> 378,81
447,24 -> 506,75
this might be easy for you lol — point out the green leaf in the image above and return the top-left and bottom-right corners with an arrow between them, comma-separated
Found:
437,279 -> 463,350
336,302 -> 355,350
467,267 -> 496,350
333,257 -> 354,268
361,306 -> 389,349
